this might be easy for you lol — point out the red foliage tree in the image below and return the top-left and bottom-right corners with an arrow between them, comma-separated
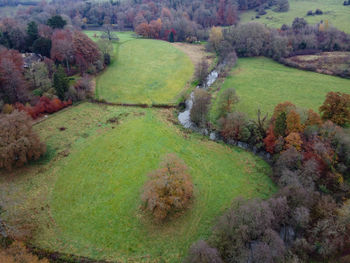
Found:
264,126 -> 276,153
72,30 -> 101,74
50,29 -> 73,70
0,49 -> 28,103
14,97 -> 72,119
149,19 -> 162,39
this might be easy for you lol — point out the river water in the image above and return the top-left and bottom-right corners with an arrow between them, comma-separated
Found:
177,68 -> 272,161
178,70 -> 219,136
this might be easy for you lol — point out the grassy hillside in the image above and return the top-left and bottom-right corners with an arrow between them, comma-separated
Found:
0,103 -> 275,262
86,31 -> 194,105
240,0 -> 350,34
210,57 -> 350,120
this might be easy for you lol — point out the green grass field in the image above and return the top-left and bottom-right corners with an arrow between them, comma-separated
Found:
0,103 -> 275,262
240,0 -> 350,34
86,31 -> 194,105
210,57 -> 350,120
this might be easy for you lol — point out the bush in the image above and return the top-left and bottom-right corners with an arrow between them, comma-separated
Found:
315,9 -> 323,15
219,112 -> 251,142
141,154 -> 193,221
15,97 -> 72,119
184,240 -> 223,263
74,75 -> 95,100
0,241 -> 49,263
216,88 -> 239,118
211,198 -> 287,263
195,59 -> 209,86
319,92 -> 350,126
0,110 -> 46,171
190,89 -> 211,127
2,104 -> 14,114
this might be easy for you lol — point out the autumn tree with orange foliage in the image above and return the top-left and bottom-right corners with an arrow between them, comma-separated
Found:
305,109 -> 322,127
141,154 -> 193,221
272,101 -> 296,119
0,110 -> 46,171
0,241 -> 49,263
285,132 -> 303,151
286,110 -> 303,134
320,92 -> 350,126
136,19 -> 162,39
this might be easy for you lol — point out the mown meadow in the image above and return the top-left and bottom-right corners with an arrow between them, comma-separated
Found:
210,57 -> 350,120
0,103 -> 275,262
86,31 -> 194,105
240,0 -> 350,33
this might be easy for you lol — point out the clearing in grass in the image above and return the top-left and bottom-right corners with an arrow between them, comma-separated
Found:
210,57 -> 350,120
240,0 -> 350,34
0,103 -> 275,262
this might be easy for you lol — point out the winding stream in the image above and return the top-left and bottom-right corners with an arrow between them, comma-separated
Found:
178,70 -> 219,137
178,68 -> 272,161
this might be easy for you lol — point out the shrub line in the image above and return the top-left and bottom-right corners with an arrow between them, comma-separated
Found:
90,99 -> 177,109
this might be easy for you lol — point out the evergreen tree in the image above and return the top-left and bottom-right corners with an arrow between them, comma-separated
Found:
169,31 -> 174,43
274,112 -> 287,137
53,66 -> 69,100
26,21 -> 39,49
32,37 -> 52,57
47,15 -> 67,29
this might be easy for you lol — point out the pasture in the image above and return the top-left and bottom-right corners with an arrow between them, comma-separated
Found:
87,31 -> 194,105
240,0 -> 350,34
210,57 -> 350,120
0,103 -> 275,262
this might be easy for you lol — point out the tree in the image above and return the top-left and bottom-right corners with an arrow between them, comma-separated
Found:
185,240 -> 223,263
53,66 -> 69,100
190,89 -> 211,127
169,30 -> 175,43
141,154 -> 193,221
0,110 -> 46,171
50,29 -> 73,71
286,110 -> 303,134
25,62 -> 52,96
274,112 -> 287,137
305,109 -> 322,127
101,23 -> 118,41
195,59 -> 209,86
135,22 -> 150,37
216,88 -> 239,118
285,132 -> 303,151
320,92 -> 350,126
0,241 -> 49,263
47,15 -> 67,29
264,126 -> 276,153
32,37 -> 52,57
72,31 -> 102,74
275,0 -> 290,12
149,19 -> 162,39
219,112 -> 251,142
0,49 -> 28,103
97,39 -> 113,65
26,21 -> 39,50
209,27 -> 223,52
